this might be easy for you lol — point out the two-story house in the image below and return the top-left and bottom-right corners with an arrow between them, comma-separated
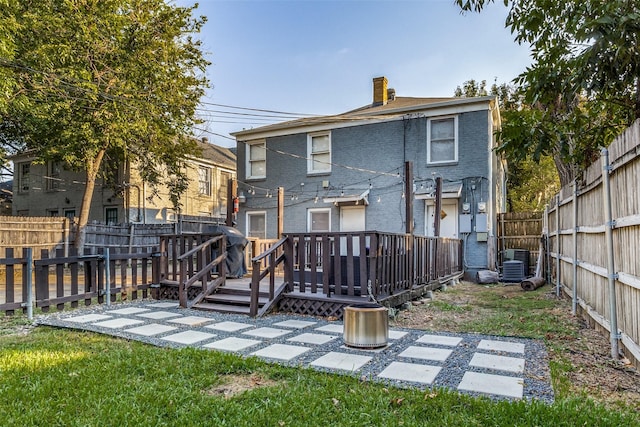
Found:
232,77 -> 504,277
11,138 -> 236,224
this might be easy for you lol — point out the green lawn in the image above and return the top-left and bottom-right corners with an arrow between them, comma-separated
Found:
1,320 -> 638,426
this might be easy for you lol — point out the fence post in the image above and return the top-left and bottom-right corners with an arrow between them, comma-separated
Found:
25,248 -> 33,321
105,248 -> 111,307
555,195 -> 561,297
601,148 -> 620,360
572,180 -> 578,315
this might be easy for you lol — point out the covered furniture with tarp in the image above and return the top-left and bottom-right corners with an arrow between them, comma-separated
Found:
207,225 -> 248,278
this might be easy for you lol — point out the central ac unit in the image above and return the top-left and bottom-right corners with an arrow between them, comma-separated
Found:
502,260 -> 524,283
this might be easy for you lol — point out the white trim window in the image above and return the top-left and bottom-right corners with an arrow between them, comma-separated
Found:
307,132 -> 331,174
246,140 -> 266,179
197,166 -> 212,196
247,211 -> 267,239
427,116 -> 458,164
308,208 -> 331,232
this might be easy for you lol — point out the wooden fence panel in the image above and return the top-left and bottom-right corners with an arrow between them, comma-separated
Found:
0,216 -> 70,259
497,211 -> 542,276
544,119 -> 640,368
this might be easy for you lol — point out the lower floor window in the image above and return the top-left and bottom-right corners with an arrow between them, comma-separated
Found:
105,207 -> 118,224
247,211 -> 266,239
308,208 -> 330,232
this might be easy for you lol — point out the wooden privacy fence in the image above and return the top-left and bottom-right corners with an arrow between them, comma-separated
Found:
545,119 -> 640,368
497,211 -> 543,276
0,216 -> 72,259
0,246 -> 157,315
82,217 -> 227,252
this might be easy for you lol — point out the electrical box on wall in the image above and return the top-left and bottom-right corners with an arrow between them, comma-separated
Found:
462,202 -> 470,213
459,214 -> 472,233
477,232 -> 488,242
475,213 -> 488,232
477,202 -> 487,213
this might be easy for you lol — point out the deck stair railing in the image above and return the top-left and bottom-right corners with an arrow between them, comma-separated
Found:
249,236 -> 292,317
157,233 -> 227,308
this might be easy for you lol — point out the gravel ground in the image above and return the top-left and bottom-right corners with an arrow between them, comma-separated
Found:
36,299 -> 554,403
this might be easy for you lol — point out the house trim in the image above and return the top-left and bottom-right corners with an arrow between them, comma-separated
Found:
233,98 -> 496,141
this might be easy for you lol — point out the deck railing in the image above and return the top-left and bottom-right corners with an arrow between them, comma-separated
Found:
157,233 -> 228,308
248,231 -> 463,315
249,237 -> 292,317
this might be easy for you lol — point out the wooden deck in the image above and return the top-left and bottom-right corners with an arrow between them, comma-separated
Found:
1,231 -> 463,318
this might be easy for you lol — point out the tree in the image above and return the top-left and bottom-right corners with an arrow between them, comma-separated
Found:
454,79 -> 488,97
2,0 -> 209,249
455,79 -> 560,211
0,0 -> 19,175
455,0 -> 639,186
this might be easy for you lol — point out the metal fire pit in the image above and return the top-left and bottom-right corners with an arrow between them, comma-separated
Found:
343,303 -> 389,348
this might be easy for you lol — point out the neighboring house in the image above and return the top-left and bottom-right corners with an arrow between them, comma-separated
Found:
0,179 -> 11,215
10,138 -> 236,224
232,77 -> 504,275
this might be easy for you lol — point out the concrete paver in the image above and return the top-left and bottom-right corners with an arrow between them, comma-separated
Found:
37,300 -> 554,402
378,361 -> 442,385
251,343 -> 311,361
458,371 -> 524,398
478,339 -> 525,354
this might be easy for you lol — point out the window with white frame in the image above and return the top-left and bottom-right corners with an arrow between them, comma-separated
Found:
247,140 -> 266,179
308,208 -> 330,232
247,211 -> 266,239
198,166 -> 212,196
427,116 -> 458,164
307,132 -> 331,174
18,162 -> 30,193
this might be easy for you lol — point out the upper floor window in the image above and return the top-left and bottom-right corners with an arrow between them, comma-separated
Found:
198,166 -> 212,196
18,162 -> 30,193
427,116 -> 458,164
307,132 -> 331,174
247,140 -> 266,179
47,161 -> 62,191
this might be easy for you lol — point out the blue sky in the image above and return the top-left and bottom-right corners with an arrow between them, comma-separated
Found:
175,0 -> 531,147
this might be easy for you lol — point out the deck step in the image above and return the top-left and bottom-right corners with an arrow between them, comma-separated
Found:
193,302 -> 252,315
203,293 -> 268,306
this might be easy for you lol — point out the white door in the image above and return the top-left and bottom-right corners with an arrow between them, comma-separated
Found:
340,206 -> 365,255
426,201 -> 458,238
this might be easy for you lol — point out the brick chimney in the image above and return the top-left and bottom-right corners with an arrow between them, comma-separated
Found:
373,76 -> 388,106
